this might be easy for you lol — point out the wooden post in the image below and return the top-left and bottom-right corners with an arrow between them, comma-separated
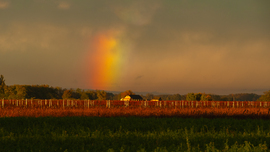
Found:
49,99 -> 52,108
87,100 -> 89,108
16,100 -> 18,107
25,99 -> 27,107
106,100 -> 110,108
63,100 -> 65,108
31,99 -> 33,107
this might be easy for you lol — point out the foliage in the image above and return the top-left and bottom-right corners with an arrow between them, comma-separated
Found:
0,75 -> 6,98
120,90 -> 135,98
62,90 -> 72,99
186,93 -> 196,101
0,75 -> 263,101
0,117 -> 270,151
157,94 -> 183,101
1,84 -> 113,100
80,92 -> 89,100
186,93 -> 203,101
200,93 -> 212,101
97,90 -> 107,100
257,90 -> 270,101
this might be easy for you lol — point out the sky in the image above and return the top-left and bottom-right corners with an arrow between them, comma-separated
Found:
0,0 -> 270,95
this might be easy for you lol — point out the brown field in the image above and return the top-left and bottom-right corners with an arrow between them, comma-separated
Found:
1,99 -> 270,118
1,106 -> 270,118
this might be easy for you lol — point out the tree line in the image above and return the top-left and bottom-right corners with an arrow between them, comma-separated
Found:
0,75 -> 269,101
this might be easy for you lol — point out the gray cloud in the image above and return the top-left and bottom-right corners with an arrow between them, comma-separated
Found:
0,0 -> 269,94
0,1 -> 8,9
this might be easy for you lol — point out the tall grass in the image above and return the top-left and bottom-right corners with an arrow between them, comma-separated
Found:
0,117 -> 270,151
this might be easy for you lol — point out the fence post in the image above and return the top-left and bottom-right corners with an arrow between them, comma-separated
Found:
143,101 -> 146,107
106,100 -> 110,108
49,99 -> 51,108
63,100 -> 65,109
25,99 -> 27,108
87,100 -> 89,108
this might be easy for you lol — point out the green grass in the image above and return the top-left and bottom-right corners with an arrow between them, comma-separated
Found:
0,117 -> 270,151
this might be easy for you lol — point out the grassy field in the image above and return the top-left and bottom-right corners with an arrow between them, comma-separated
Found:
0,117 -> 270,151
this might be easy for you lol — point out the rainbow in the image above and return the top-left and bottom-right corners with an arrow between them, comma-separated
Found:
84,30 -> 126,90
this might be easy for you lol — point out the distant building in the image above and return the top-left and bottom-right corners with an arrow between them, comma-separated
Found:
151,97 -> 162,101
121,95 -> 143,101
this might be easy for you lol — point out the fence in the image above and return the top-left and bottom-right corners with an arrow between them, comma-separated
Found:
1,99 -> 270,109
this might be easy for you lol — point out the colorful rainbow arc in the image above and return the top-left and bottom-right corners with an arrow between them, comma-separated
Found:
86,31 -> 123,90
